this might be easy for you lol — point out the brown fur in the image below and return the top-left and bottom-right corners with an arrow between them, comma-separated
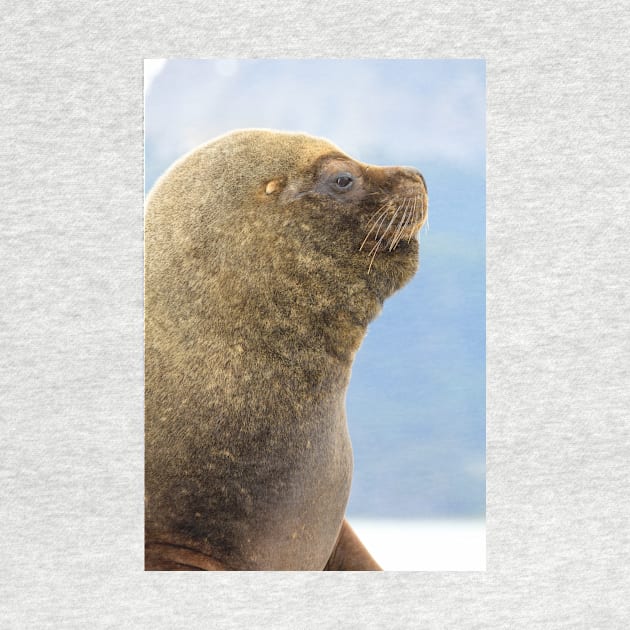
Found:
145,129 -> 427,570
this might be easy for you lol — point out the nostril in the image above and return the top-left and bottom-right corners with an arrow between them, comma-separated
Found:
403,167 -> 427,192
418,172 -> 427,193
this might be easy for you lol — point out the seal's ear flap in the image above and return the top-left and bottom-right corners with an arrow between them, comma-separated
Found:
264,179 -> 283,195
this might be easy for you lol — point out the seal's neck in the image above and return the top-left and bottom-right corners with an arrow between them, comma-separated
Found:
225,272 -> 382,367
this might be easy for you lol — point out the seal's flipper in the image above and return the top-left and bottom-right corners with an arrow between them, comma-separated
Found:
324,519 -> 382,571
145,542 -> 229,571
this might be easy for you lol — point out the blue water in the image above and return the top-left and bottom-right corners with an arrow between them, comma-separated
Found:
346,163 -> 485,517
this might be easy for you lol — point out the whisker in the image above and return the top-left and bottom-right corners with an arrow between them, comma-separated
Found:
367,204 -> 398,273
400,197 -> 416,240
394,208 -> 411,249
389,198 -> 411,251
368,242 -> 380,274
366,203 -> 390,226
375,200 -> 403,249
367,209 -> 392,249
360,204 -> 391,251
367,232 -> 385,272
366,208 -> 390,232
407,197 -> 420,242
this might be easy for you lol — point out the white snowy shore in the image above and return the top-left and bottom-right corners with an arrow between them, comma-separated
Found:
348,518 -> 486,571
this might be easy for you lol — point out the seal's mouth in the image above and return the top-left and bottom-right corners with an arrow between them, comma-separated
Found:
359,194 -> 428,272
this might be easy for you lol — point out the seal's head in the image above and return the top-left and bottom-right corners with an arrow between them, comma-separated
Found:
146,129 -> 427,320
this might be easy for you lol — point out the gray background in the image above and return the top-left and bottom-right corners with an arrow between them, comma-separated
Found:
2,1 -> 628,628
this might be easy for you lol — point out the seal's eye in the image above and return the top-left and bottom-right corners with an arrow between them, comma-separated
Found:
334,173 -> 354,190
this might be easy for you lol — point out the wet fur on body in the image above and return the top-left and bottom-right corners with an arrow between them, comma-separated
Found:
145,129 -> 427,570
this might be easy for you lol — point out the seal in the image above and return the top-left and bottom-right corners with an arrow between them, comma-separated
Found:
145,129 -> 428,570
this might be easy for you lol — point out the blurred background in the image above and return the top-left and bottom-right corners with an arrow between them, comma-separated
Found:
145,59 -> 485,570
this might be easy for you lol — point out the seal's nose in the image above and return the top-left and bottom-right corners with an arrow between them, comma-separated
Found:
402,167 -> 427,193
